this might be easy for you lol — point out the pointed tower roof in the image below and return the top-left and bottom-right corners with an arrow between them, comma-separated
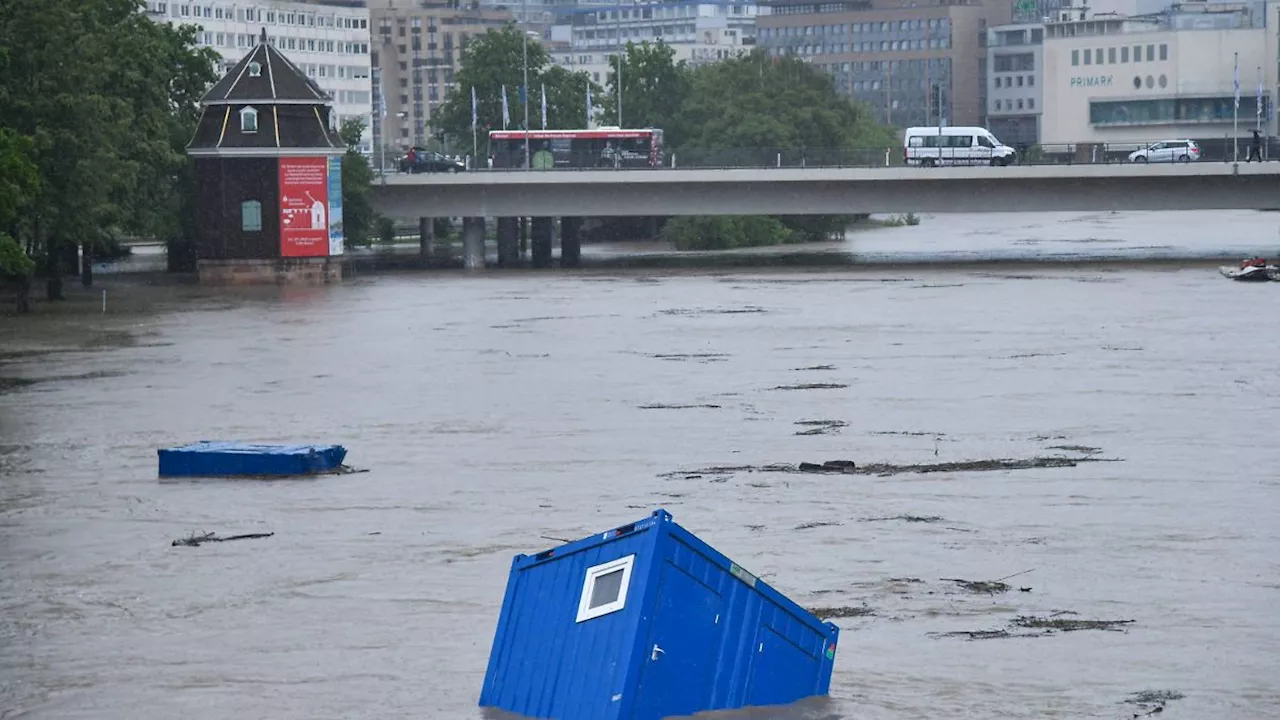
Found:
187,28 -> 344,157
201,28 -> 330,106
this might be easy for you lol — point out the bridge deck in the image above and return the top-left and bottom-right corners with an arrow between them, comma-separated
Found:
371,163 -> 1280,218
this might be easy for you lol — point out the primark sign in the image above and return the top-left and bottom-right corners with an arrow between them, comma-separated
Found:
1070,75 -> 1114,88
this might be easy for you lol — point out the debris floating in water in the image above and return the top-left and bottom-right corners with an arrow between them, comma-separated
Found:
659,454 -> 1119,481
157,441 -> 351,478
172,532 -> 275,547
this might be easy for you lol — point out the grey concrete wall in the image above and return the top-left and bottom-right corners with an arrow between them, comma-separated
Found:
371,165 -> 1280,219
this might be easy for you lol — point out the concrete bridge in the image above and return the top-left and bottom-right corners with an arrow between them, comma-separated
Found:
368,163 -> 1280,268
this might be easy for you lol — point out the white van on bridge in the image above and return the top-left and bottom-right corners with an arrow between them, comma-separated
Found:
904,126 -> 1017,167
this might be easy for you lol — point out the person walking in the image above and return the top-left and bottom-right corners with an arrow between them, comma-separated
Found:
1246,129 -> 1263,162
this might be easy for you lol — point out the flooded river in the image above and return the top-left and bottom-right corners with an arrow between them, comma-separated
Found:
2,211 -> 1280,719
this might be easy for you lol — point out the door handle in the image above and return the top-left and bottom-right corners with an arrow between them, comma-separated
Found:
651,644 -> 665,661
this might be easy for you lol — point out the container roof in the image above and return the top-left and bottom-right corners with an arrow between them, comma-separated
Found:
200,28 -> 332,106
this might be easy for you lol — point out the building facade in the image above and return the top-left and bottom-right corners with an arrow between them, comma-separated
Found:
368,0 -> 515,156
549,1 -> 760,87
1041,2 -> 1277,146
757,0 -> 1015,129
145,0 -> 374,153
986,22 -> 1043,145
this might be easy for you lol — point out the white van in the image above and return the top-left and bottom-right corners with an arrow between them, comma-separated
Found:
904,126 -> 1017,167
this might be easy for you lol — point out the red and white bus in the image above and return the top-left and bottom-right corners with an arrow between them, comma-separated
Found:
488,127 -> 664,169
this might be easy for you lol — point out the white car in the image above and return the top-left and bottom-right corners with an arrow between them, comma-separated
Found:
1128,140 -> 1201,163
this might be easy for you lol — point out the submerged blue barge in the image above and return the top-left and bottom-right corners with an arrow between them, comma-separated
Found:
479,509 -> 840,720
157,441 -> 347,478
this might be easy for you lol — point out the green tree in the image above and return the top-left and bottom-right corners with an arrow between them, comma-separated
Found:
601,41 -> 691,138
0,0 -> 218,296
434,24 -> 602,154
671,50 -> 898,243
338,117 -> 375,247
0,128 -> 38,311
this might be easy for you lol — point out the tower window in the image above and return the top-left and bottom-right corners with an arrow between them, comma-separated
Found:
241,200 -> 262,231
240,106 -> 258,133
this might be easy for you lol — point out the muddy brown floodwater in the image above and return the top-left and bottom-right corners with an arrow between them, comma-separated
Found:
2,262 -> 1280,719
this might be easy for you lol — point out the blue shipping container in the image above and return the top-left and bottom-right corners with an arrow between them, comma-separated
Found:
157,441 -> 347,477
479,509 -> 839,720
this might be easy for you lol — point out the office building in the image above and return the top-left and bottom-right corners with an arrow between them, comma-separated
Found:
549,1 -> 761,86
144,0 -> 375,153
986,22 -> 1043,145
1040,1 -> 1278,145
757,0 -> 1015,129
368,0 -> 515,154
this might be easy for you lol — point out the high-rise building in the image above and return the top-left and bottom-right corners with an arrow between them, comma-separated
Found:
548,1 -> 761,88
367,0 -> 515,156
986,22 -> 1043,145
756,0 -> 1014,129
144,0 -> 374,153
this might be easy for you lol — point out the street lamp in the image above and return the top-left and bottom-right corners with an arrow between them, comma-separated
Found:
522,0 -> 531,170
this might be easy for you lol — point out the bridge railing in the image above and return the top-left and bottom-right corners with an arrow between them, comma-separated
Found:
450,137 -> 1277,171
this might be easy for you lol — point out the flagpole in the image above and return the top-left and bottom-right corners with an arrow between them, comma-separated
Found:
1232,52 -> 1238,163
522,0 -> 531,171
471,86 -> 478,169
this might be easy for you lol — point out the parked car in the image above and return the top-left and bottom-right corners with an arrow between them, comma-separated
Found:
399,147 -> 465,173
1128,140 -> 1201,163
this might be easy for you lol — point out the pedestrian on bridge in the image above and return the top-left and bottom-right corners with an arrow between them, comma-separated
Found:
1247,129 -> 1263,162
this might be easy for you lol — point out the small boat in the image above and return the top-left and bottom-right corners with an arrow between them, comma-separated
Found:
158,441 -> 348,478
1219,257 -> 1276,281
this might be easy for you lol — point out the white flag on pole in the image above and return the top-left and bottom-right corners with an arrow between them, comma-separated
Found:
1233,55 -> 1240,111
586,85 -> 593,127
501,85 -> 510,130
1257,66 -> 1264,118
471,86 -> 478,130
541,84 -> 547,129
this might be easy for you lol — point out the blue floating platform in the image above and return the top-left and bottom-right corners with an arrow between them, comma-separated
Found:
157,441 -> 348,478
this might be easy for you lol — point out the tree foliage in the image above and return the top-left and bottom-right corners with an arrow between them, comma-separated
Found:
338,118 -> 375,247
433,24 -> 602,153
0,0 -> 217,296
662,216 -> 797,251
595,45 -> 899,245
599,42 -> 691,133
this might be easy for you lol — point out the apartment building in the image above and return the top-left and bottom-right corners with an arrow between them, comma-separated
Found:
1040,1 -> 1278,144
549,1 -> 761,87
757,0 -> 1014,129
986,22 -> 1043,145
144,0 -> 374,153
368,0 -> 515,152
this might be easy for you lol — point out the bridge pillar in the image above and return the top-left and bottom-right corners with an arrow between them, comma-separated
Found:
560,217 -> 582,268
531,217 -> 553,268
497,217 -> 519,267
418,217 -> 434,258
519,217 -> 529,257
462,216 -> 486,269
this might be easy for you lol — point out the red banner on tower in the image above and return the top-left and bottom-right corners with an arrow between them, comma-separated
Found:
279,157 -> 329,257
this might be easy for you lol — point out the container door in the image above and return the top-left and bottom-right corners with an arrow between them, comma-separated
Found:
744,626 -> 820,708
631,562 -> 724,720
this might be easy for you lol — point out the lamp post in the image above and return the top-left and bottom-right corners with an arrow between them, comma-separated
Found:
616,0 -> 623,128
522,0 -> 531,170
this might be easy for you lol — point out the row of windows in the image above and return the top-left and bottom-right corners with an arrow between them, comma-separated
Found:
993,74 -> 1034,89
760,19 -> 949,40
1090,96 -> 1266,126
576,24 -> 700,40
768,37 -> 951,56
993,98 -> 1035,111
199,32 -> 369,56
1071,43 -> 1168,67
159,2 -> 367,30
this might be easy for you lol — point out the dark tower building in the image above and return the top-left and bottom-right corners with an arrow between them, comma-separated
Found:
186,29 -> 346,285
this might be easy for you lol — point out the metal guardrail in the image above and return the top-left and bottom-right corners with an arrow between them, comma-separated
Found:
411,138 -> 1277,172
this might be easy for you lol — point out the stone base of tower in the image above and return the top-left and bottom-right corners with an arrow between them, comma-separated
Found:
197,257 -> 342,286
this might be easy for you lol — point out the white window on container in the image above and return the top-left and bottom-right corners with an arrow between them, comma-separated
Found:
240,106 -> 258,133
575,555 -> 635,623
